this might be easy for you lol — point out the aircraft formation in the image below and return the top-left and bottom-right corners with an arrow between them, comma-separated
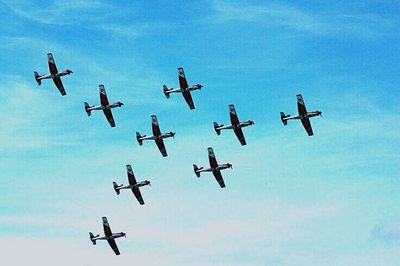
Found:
34,53 -> 321,255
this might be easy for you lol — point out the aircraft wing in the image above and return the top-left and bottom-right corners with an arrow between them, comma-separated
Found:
233,127 -> 247,145
151,115 -> 161,136
212,170 -> 226,188
126,165 -> 138,186
131,187 -> 145,205
48,53 -> 66,95
47,53 -> 59,75
182,91 -> 195,110
103,109 -> 116,127
297,94 -> 308,116
107,238 -> 120,255
155,138 -> 167,157
178,67 -> 188,89
102,217 -> 113,237
99,85 -> 110,106
52,77 -> 66,96
208,147 -> 218,169
126,165 -> 144,205
229,104 -> 240,126
301,118 -> 314,136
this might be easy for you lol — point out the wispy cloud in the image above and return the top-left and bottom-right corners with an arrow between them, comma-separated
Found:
208,0 -> 399,38
370,220 -> 400,245
1,0 -> 114,26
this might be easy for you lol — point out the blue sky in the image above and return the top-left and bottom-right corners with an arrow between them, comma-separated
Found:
0,0 -> 399,265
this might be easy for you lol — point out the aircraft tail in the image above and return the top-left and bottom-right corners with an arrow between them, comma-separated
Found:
163,85 -> 170,99
89,232 -> 98,245
136,132 -> 143,145
213,122 -> 221,135
113,182 -> 121,195
193,164 -> 202,177
34,71 -> 41,85
84,102 -> 92,116
280,112 -> 288,126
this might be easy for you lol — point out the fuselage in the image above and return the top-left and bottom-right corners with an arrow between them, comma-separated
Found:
216,120 -> 254,131
283,111 -> 321,121
138,132 -> 175,141
92,232 -> 125,241
87,102 -> 124,111
117,180 -> 150,190
167,84 -> 203,94
197,163 -> 232,173
37,69 -> 73,80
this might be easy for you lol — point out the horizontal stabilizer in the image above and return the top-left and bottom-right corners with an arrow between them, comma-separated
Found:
113,182 -> 120,195
34,71 -> 41,85
84,102 -> 92,116
163,85 -> 170,99
280,112 -> 288,126
136,132 -> 143,145
213,122 -> 221,135
89,232 -> 97,245
193,164 -> 201,177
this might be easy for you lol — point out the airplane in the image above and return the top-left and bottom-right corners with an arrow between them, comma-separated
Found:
34,53 -> 73,96
136,115 -> 175,157
193,147 -> 232,188
89,216 -> 126,256
213,104 -> 254,145
280,94 -> 321,136
113,164 -> 151,205
163,67 -> 203,110
84,85 -> 124,127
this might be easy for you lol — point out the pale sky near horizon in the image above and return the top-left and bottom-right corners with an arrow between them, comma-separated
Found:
0,1 -> 399,265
